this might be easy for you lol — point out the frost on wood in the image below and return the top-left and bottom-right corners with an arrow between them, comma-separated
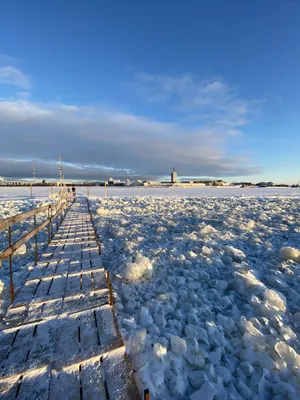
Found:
92,195 -> 300,399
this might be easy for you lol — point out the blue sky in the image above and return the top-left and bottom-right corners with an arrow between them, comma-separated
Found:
0,0 -> 299,183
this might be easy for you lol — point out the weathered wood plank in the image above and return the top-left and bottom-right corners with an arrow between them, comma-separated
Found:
15,279 -> 39,302
54,316 -> 79,359
81,358 -> 107,400
93,269 -> 107,289
65,274 -> 81,294
49,275 -> 67,295
17,365 -> 51,400
49,364 -> 81,400
27,318 -> 59,362
27,261 -> 49,280
95,305 -> 120,345
79,311 -> 99,352
2,325 -> 35,368
34,278 -> 52,297
103,346 -> 139,400
43,260 -> 59,277
0,375 -> 19,399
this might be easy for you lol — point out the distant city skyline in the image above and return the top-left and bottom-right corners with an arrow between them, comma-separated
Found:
1,1 -> 300,184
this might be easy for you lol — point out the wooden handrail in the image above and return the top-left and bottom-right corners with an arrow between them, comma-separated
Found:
0,197 -> 70,261
0,192 -> 72,301
1,219 -> 50,259
0,194 -> 71,232
0,204 -> 49,231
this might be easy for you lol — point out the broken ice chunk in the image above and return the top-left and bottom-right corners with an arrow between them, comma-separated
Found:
171,335 -> 187,356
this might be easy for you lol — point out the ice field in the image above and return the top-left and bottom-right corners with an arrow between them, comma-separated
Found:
1,188 -> 300,399
91,195 -> 300,399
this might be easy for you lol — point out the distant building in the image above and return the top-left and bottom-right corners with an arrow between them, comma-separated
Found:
257,181 -> 274,188
171,167 -> 177,183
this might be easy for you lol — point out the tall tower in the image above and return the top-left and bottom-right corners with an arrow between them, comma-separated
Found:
171,167 -> 177,184
58,154 -> 64,185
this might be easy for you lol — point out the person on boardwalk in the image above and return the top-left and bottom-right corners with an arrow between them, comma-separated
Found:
71,185 -> 76,201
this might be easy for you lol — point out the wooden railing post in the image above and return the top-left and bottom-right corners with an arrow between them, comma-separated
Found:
8,226 -> 14,302
106,271 -> 113,306
34,215 -> 38,264
56,200 -> 59,231
48,205 -> 52,243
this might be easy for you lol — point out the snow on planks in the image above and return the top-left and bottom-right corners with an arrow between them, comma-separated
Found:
0,199 -> 140,400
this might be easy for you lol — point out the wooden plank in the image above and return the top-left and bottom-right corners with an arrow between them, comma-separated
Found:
81,358 -> 107,400
49,364 -> 81,400
1,305 -> 27,327
27,318 -> 59,362
43,260 -> 59,277
81,260 -> 91,270
93,269 -> 107,289
2,325 -> 35,368
17,365 -> 51,400
95,305 -> 120,345
42,298 -> 63,318
81,271 -> 92,291
54,315 -> 79,359
48,275 -> 67,295
91,257 -> 103,269
79,311 -> 99,353
15,279 -> 39,302
0,329 -> 17,361
34,278 -> 52,297
65,274 -> 81,294
62,289 -> 109,314
55,260 -> 70,275
0,375 -> 19,399
27,261 -> 49,280
102,346 -> 139,400
24,302 -> 44,323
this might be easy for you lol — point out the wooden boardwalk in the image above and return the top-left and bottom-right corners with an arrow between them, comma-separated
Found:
0,199 -> 140,400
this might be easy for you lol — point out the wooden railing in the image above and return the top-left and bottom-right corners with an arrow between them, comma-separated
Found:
0,192 -> 73,301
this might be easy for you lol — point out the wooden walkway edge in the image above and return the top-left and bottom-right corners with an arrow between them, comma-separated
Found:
0,198 -> 140,400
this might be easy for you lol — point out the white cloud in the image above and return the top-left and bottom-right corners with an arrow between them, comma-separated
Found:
17,91 -> 31,99
0,100 -> 51,118
0,98 -> 261,179
204,81 -> 226,92
134,73 -> 255,136
0,54 -> 18,66
0,66 -> 31,89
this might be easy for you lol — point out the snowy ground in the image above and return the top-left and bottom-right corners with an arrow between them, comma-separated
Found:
1,188 -> 300,399
0,197 -> 55,316
1,186 -> 300,200
89,196 -> 300,399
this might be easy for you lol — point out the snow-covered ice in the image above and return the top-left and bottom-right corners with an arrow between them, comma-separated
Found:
1,188 -> 300,398
1,185 -> 300,200
90,195 -> 300,399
